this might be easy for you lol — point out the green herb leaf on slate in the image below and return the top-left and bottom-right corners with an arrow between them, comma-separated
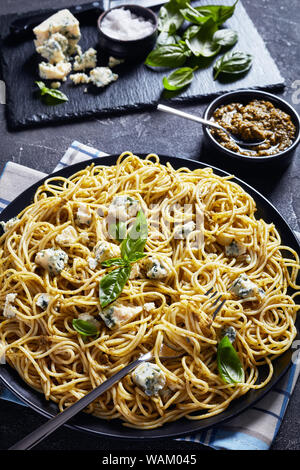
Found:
158,2 -> 185,33
213,50 -> 253,79
217,335 -> 244,384
163,67 -> 195,90
145,43 -> 191,68
35,81 -> 68,105
196,0 -> 239,26
185,21 -> 221,57
213,29 -> 238,47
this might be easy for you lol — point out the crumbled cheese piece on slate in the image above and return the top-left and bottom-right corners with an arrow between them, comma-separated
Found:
36,33 -> 68,64
0,217 -> 19,233
39,61 -> 72,80
108,56 -> 124,68
132,362 -> 166,396
55,226 -> 78,246
36,293 -> 52,310
51,81 -> 61,89
70,73 -> 90,85
76,204 -> 92,225
73,48 -> 97,71
100,302 -> 143,329
33,9 -> 81,55
89,67 -> 118,88
35,248 -> 68,275
174,221 -> 196,239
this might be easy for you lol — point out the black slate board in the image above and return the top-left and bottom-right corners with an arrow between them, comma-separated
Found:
0,0 -> 284,131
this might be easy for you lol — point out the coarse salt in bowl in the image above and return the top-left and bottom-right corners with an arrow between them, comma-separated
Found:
97,4 -> 158,61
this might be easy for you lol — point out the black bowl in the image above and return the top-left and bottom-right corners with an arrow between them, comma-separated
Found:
97,4 -> 158,62
202,90 -> 300,169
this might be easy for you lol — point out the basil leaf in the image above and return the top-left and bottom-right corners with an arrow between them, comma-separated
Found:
217,335 -> 244,384
108,221 -> 127,242
158,2 -> 184,33
163,67 -> 195,91
156,31 -> 181,46
186,21 -> 221,57
121,210 -> 148,261
101,258 -> 127,268
213,50 -> 253,79
99,265 -> 132,308
145,43 -> 191,68
126,252 -> 147,263
182,25 -> 201,41
35,81 -> 68,105
72,319 -> 99,337
180,4 -> 213,25
196,1 -> 238,26
213,29 -> 238,47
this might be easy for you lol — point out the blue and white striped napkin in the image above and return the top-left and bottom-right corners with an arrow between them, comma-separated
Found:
0,141 -> 299,450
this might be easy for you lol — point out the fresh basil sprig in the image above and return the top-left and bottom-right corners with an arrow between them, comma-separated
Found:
217,335 -> 244,384
212,29 -> 238,47
108,221 -> 127,242
163,66 -> 196,91
99,210 -> 148,308
72,319 -> 99,337
213,50 -> 253,79
145,43 -> 191,68
35,81 -> 68,105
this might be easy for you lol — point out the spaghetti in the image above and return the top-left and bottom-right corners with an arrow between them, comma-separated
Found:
0,152 -> 299,429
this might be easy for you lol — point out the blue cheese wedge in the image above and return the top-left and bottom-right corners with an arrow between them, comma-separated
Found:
89,67 -> 118,88
225,240 -> 246,258
39,61 -> 71,81
0,217 -> 19,233
33,9 -> 81,55
99,302 -> 143,329
132,362 -> 166,396
36,33 -> 68,64
35,248 -> 68,275
36,293 -> 52,310
55,226 -> 77,246
107,195 -> 140,221
73,48 -> 97,71
70,73 -> 90,85
231,274 -> 265,301
3,293 -> 17,319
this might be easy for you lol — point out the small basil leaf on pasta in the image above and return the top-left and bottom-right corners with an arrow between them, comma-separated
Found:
72,319 -> 99,337
101,258 -> 127,267
121,210 -> 148,262
217,335 -> 244,384
126,252 -> 146,263
99,265 -> 132,308
108,221 -> 127,242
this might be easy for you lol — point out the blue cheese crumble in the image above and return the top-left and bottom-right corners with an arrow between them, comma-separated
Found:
225,240 -> 246,258
132,362 -> 166,396
221,326 -> 236,343
75,204 -> 92,225
70,73 -> 90,85
107,195 -> 140,221
36,33 -> 68,64
39,61 -> 72,81
174,221 -> 196,239
73,48 -> 97,71
0,217 -> 19,233
108,56 -> 125,68
2,293 -> 17,319
35,248 -> 68,275
89,67 -> 118,88
55,226 -> 77,246
99,302 -> 143,329
231,274 -> 265,301
36,293 -> 52,310
144,257 -> 169,280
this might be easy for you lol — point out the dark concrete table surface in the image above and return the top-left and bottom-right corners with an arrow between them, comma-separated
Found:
0,0 -> 299,451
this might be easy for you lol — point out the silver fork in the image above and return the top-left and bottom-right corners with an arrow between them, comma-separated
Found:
9,343 -> 183,450
205,287 -> 226,322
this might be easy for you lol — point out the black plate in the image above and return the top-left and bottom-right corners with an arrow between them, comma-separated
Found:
0,154 -> 299,440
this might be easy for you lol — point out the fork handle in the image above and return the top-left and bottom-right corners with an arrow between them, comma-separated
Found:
9,355 -> 148,450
